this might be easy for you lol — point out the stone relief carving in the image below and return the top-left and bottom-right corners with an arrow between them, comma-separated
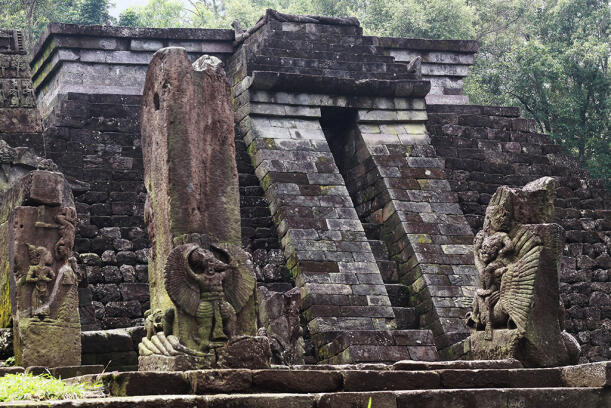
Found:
0,79 -> 35,108
24,244 -> 55,318
7,172 -> 82,367
19,206 -> 80,320
464,177 -> 580,367
138,237 -> 265,369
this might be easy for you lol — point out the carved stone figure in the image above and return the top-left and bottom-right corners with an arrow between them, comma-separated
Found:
138,237 -> 268,370
24,244 -> 54,318
464,177 -> 580,367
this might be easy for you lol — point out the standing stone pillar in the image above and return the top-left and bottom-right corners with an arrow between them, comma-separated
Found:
139,48 -> 264,370
141,48 -> 242,313
0,171 -> 81,367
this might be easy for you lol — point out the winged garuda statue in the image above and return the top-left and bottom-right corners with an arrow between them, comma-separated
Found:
140,241 -> 256,359
465,177 -> 580,367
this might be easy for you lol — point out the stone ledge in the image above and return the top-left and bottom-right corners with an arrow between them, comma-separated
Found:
31,23 -> 234,64
392,359 -> 523,370
372,37 -> 479,53
65,364 -> 611,398
250,71 -> 431,98
4,389 -> 608,408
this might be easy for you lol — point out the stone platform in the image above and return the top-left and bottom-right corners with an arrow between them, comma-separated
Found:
25,360 -> 605,407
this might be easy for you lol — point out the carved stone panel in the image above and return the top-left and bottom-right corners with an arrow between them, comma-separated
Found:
0,171 -> 80,367
0,30 -> 25,55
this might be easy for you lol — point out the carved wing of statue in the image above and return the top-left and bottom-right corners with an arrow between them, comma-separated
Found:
499,227 -> 541,333
217,243 -> 256,313
164,244 -> 201,316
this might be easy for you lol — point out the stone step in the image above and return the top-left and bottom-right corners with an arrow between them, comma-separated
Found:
14,388 -> 607,407
65,362 -> 610,398
393,306 -> 419,329
386,283 -> 411,307
257,47 -> 396,63
313,329 -> 437,364
368,239 -> 389,259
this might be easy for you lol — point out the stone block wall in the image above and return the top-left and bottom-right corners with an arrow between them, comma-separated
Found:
30,24 -> 234,116
426,104 -> 610,362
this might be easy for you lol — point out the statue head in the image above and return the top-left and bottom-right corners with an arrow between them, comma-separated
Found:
479,233 -> 505,264
188,246 -> 230,276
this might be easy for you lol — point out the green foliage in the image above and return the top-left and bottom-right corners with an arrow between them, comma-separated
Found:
0,0 -> 112,48
77,0 -> 112,25
0,373 -> 101,402
1,357 -> 14,367
119,0 -> 191,28
118,8 -> 140,27
361,0 -> 475,39
466,0 -> 609,180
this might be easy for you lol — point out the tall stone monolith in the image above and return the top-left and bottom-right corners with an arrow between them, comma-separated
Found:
139,48 -> 263,370
141,48 -> 242,313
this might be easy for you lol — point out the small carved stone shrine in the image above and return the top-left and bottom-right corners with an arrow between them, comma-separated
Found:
465,177 -> 581,367
138,47 -> 268,370
0,170 -> 81,367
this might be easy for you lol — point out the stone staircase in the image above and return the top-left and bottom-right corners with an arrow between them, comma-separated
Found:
364,223 -> 419,331
48,360 -> 609,407
230,15 -> 443,364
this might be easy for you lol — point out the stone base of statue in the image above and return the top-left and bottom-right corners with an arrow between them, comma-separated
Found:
16,319 -> 81,368
469,329 -> 521,361
138,354 -> 215,371
138,335 -> 271,371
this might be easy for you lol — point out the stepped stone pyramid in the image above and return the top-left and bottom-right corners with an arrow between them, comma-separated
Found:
0,8 -> 601,370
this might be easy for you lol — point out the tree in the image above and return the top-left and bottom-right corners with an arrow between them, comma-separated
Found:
118,8 -> 141,27
466,0 -> 609,180
0,0 -> 110,49
118,0 -> 192,28
77,0 -> 112,25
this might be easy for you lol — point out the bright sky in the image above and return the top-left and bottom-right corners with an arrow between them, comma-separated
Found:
109,0 -> 149,17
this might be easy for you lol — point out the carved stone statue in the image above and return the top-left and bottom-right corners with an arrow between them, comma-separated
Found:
24,244 -> 54,318
138,237 -> 268,370
464,177 -> 580,367
138,48 -> 269,370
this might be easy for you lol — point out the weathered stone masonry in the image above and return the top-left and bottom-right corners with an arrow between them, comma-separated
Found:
0,13 -> 604,362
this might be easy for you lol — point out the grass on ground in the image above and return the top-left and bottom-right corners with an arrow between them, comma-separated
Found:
0,372 -> 102,402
